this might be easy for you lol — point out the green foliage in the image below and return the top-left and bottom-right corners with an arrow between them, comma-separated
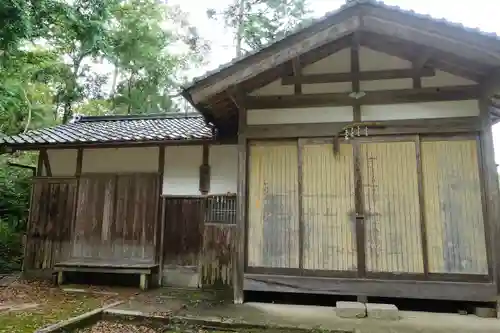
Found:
0,154 -> 34,273
106,0 -> 208,114
0,49 -> 65,134
208,0 -> 312,55
0,0 -> 207,271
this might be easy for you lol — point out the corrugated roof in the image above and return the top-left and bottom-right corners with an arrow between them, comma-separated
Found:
183,0 -> 500,90
0,113 -> 213,147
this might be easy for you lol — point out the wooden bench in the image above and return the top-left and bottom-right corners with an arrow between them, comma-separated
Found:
53,260 -> 159,291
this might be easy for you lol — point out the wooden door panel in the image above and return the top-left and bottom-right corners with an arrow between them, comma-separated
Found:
360,141 -> 424,273
248,141 -> 299,268
421,139 -> 487,275
301,141 -> 356,271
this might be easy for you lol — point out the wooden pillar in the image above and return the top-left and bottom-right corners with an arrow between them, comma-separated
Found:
75,148 -> 83,176
36,149 -> 44,176
157,146 -> 166,287
478,96 -> 500,292
234,103 -> 247,304
199,143 -> 211,195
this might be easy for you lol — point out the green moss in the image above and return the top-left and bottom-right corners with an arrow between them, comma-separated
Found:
0,293 -> 104,333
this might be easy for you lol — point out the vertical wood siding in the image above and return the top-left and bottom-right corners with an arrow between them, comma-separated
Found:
421,139 -> 487,274
162,197 -> 204,266
248,141 -> 299,268
25,178 -> 77,270
72,173 -> 159,264
200,224 -> 235,287
301,142 -> 356,271
361,141 -> 423,273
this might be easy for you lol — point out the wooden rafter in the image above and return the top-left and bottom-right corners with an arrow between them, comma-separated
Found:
359,32 -> 488,82
244,85 -> 479,109
362,14 -> 500,66
282,67 -> 435,85
240,35 -> 353,95
190,16 -> 361,103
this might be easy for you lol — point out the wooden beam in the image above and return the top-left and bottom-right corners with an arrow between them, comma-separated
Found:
245,85 -> 480,109
362,15 -> 500,66
75,148 -> 83,176
359,31 -> 486,82
480,70 -> 500,99
234,101 -> 247,304
157,145 -> 165,286
40,149 -> 52,177
36,150 -> 44,176
190,16 -> 361,103
415,135 -> 429,276
413,49 -> 433,70
244,274 -> 497,302
199,143 -> 210,195
240,36 -> 352,95
478,95 -> 500,294
412,63 -> 422,89
366,7 -> 500,65
282,67 -> 435,85
411,47 -> 432,89
351,33 -> 361,121
291,58 -> 302,94
297,139 -> 304,270
245,117 -> 482,139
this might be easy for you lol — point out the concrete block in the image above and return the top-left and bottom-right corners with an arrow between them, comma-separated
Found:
335,301 -> 366,319
366,303 -> 399,320
474,307 -> 497,318
162,266 -> 199,288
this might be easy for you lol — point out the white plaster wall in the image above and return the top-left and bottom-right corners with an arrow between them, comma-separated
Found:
247,107 -> 353,125
249,79 -> 293,96
302,82 -> 352,94
249,46 -> 476,97
302,48 -> 351,74
361,100 -> 479,121
422,70 -> 476,87
360,47 -> 411,71
82,147 -> 159,173
47,149 -> 78,176
163,145 -> 202,196
209,145 -> 237,195
361,78 -> 413,91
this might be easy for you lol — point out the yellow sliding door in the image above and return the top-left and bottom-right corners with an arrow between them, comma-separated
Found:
360,141 -> 424,273
247,141 -> 299,268
421,139 -> 487,274
301,140 -> 356,271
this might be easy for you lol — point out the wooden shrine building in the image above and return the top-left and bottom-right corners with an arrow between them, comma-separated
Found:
2,0 -> 500,303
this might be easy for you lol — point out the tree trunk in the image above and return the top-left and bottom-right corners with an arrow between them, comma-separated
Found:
22,87 -> 32,133
110,64 -> 119,111
235,0 -> 246,57
62,56 -> 84,123
127,72 -> 134,115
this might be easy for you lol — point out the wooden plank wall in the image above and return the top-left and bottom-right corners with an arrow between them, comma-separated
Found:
24,178 -> 77,270
162,197 -> 204,266
161,196 -> 236,289
72,173 -> 159,264
200,224 -> 235,287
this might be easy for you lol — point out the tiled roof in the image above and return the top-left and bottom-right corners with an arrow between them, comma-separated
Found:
0,113 -> 213,147
183,0 -> 499,90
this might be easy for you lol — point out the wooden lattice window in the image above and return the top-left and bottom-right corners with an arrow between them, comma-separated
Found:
205,195 -> 236,224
